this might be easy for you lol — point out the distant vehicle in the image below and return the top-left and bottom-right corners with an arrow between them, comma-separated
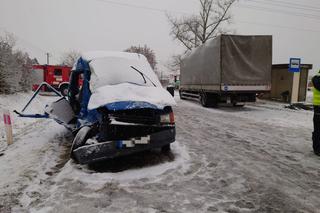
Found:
32,65 -> 75,96
16,52 -> 176,164
179,35 -> 272,107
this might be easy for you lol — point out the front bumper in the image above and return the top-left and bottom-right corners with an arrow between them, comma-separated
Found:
72,128 -> 176,164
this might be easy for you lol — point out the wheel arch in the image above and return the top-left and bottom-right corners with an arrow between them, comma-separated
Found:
58,82 -> 70,89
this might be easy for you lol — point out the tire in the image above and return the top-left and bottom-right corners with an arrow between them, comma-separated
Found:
59,84 -> 69,96
179,90 -> 186,100
161,144 -> 171,153
200,93 -> 209,107
70,126 -> 91,157
210,94 -> 219,108
233,103 -> 245,107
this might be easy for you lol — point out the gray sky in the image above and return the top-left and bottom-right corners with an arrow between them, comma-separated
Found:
1,0 -> 319,74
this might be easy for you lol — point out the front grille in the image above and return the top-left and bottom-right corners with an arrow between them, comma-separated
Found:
110,109 -> 161,125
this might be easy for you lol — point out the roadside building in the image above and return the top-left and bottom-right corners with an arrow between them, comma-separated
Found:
262,64 -> 313,103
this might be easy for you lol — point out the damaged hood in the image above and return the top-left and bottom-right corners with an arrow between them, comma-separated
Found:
88,83 -> 176,110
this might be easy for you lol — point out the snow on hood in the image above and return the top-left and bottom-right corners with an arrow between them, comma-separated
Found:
80,51 -> 175,110
88,83 -> 176,110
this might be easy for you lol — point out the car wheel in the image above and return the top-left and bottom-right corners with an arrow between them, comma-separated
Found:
161,144 -> 171,153
70,126 -> 91,158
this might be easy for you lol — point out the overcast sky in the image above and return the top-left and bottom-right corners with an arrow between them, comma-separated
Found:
1,0 -> 319,74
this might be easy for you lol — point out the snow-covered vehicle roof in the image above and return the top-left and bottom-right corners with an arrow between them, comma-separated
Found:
73,51 -> 176,110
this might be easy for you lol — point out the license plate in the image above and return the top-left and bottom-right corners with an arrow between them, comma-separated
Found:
123,140 -> 135,148
135,136 -> 150,145
122,136 -> 150,147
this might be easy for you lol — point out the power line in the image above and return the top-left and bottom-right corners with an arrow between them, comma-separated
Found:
236,20 -> 320,33
90,0 -> 320,32
94,0 -> 191,15
237,4 -> 320,21
94,0 -> 320,22
244,0 -> 320,12
264,0 -> 320,10
1,0 -> 320,62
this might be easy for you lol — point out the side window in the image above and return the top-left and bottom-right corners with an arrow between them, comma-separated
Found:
54,69 -> 62,76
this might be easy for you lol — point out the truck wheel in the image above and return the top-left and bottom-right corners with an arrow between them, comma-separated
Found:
60,84 -> 69,96
179,91 -> 186,100
200,93 -> 209,107
210,94 -> 219,108
161,144 -> 171,153
70,126 -> 91,158
233,103 -> 245,107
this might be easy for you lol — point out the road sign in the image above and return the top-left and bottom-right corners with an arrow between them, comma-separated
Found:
289,58 -> 301,72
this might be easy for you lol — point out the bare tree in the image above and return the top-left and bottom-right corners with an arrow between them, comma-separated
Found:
124,45 -> 157,70
168,0 -> 236,51
60,50 -> 81,67
165,54 -> 183,75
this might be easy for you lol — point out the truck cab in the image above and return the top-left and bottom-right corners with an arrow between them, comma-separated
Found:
32,65 -> 73,96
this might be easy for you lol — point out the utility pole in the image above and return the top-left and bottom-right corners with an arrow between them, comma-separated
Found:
46,53 -> 50,65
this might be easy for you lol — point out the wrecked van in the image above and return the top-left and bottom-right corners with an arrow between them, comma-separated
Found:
15,51 -> 176,164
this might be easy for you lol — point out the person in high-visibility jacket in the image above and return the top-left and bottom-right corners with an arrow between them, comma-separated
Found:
312,71 -> 320,156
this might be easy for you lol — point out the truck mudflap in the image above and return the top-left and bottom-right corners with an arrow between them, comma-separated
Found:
72,128 -> 176,164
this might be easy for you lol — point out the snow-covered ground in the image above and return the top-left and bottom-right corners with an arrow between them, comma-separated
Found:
0,93 -> 62,151
0,93 -> 319,213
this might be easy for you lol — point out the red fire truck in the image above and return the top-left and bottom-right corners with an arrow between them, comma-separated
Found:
32,65 -> 73,96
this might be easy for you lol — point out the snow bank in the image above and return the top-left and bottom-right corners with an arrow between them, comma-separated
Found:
0,93 -> 63,184
0,93 -> 60,151
0,120 -> 64,187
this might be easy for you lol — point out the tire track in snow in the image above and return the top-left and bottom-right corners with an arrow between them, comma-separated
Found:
0,120 -> 69,213
174,99 -> 319,212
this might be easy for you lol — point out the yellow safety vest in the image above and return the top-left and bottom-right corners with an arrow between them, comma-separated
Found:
313,73 -> 320,106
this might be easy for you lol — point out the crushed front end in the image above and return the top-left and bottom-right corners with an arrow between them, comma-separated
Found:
72,102 -> 176,164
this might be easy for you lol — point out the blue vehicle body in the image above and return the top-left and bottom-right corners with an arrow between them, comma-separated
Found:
16,52 -> 176,164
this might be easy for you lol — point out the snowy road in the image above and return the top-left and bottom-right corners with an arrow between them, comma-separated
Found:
1,95 -> 320,213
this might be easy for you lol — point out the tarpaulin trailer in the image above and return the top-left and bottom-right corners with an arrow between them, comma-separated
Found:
179,35 -> 272,107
